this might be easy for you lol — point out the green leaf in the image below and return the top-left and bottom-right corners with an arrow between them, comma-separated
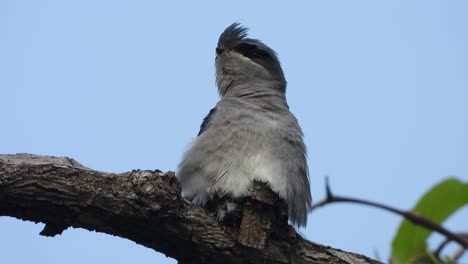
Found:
391,178 -> 468,263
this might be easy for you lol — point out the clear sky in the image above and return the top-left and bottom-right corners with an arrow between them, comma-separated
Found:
1,1 -> 467,263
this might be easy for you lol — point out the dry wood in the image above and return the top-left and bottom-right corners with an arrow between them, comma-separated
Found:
0,153 -> 381,264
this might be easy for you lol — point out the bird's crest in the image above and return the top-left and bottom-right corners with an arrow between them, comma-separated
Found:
218,23 -> 249,49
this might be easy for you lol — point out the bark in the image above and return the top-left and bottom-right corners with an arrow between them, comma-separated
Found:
0,153 -> 381,264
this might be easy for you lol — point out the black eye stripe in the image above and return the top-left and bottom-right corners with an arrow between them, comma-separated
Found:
234,43 -> 270,59
234,43 -> 256,54
248,49 -> 268,58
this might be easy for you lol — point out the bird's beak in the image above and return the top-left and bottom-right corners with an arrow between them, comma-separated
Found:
216,47 -> 226,55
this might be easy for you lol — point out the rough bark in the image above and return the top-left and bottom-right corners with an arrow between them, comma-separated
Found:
0,153 -> 381,264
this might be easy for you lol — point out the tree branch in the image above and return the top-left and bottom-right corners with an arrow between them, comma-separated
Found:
0,154 -> 381,264
434,233 -> 468,260
312,178 -> 468,250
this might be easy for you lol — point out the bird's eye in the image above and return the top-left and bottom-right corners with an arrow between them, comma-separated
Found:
235,43 -> 269,59
235,43 -> 257,55
248,49 -> 263,58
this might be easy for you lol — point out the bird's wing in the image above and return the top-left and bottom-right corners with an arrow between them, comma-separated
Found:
197,107 -> 217,136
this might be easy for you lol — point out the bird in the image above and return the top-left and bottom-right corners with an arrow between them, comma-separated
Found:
178,23 -> 312,227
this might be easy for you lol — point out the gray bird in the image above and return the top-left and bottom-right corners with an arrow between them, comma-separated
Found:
178,23 -> 312,226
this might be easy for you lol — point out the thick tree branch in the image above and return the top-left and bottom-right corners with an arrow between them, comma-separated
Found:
0,154 -> 381,264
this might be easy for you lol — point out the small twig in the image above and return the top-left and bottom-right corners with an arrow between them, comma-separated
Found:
453,245 -> 465,261
433,232 -> 468,260
433,238 -> 451,258
312,178 -> 468,250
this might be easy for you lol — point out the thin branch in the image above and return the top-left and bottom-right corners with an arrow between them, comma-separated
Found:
433,233 -> 468,261
434,237 -> 451,258
453,245 -> 466,261
312,178 -> 468,250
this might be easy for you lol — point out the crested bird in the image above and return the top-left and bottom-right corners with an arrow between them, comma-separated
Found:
178,23 -> 312,227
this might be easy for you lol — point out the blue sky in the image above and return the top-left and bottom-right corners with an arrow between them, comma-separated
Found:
1,1 -> 467,263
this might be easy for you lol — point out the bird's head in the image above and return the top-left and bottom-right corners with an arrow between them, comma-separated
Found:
215,23 -> 286,96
